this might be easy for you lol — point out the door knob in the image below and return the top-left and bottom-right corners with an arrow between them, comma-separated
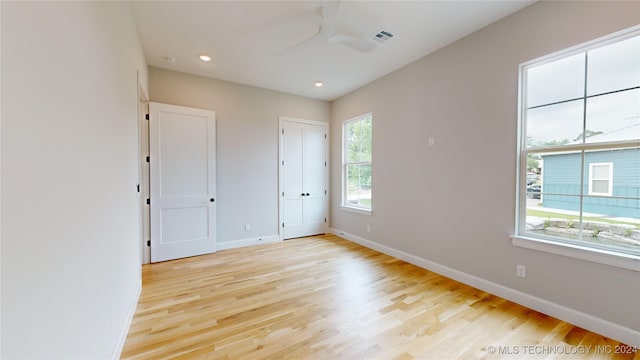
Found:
210,198 -> 215,202
301,193 -> 306,197
305,193 -> 310,196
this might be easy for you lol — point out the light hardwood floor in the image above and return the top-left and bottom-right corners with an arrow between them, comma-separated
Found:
122,235 -> 639,360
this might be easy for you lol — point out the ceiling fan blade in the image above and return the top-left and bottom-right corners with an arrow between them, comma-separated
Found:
321,0 -> 340,30
275,32 -> 327,56
276,0 -> 376,56
331,34 -> 377,53
275,0 -> 338,56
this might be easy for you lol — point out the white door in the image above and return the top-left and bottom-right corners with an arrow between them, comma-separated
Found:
149,102 -> 216,262
280,117 -> 328,239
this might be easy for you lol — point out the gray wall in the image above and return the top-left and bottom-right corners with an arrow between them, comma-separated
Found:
2,2 -> 636,358
1,2 -> 148,358
331,1 -> 640,332
149,67 -> 331,244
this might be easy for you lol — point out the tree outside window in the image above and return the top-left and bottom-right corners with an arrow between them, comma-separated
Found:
343,114 -> 372,210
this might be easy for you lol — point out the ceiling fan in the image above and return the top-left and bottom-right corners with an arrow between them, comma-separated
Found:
276,0 -> 376,55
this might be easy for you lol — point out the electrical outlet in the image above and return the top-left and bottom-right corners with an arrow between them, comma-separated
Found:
244,224 -> 251,232
516,264 -> 526,278
366,225 -> 371,233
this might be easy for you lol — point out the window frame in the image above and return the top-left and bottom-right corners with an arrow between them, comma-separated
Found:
588,162 -> 613,196
513,26 -> 640,271
341,113 -> 373,214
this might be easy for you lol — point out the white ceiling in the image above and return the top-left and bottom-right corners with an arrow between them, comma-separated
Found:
132,1 -> 534,101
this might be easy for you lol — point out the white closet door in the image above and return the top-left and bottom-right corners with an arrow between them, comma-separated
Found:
149,102 -> 216,262
281,118 -> 327,239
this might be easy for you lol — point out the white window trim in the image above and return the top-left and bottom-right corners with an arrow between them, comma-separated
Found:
340,204 -> 372,216
514,26 -> 640,269
342,113 -> 373,213
511,235 -> 640,272
588,162 -> 613,196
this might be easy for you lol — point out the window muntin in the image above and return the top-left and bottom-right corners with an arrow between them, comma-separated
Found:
343,114 -> 372,211
518,30 -> 640,257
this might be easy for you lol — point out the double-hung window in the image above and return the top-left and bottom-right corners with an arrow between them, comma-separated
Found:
342,113 -> 372,212
588,163 -> 613,196
515,28 -> 640,264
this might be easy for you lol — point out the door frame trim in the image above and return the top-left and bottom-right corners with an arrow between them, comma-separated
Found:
137,81 -> 150,265
278,116 -> 329,240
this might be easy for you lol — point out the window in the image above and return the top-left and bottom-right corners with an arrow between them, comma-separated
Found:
588,163 -> 613,196
516,28 -> 640,261
343,113 -> 372,212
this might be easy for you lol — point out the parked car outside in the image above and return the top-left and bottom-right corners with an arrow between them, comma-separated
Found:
527,172 -> 538,185
527,184 -> 541,199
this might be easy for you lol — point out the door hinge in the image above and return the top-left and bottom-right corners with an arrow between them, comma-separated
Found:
145,156 -> 150,163
137,183 -> 140,193
145,114 -> 149,120
147,240 -> 151,246
282,192 -> 284,197
282,160 -> 284,166
324,189 -> 327,195
324,218 -> 327,223
282,222 -> 285,228
146,198 -> 150,205
282,129 -> 284,134
324,162 -> 327,166
324,134 -> 327,139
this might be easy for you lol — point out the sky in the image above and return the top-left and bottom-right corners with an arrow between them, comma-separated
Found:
525,35 -> 640,146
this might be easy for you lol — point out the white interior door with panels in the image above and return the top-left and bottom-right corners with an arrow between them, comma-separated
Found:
279,116 -> 328,240
149,102 -> 216,262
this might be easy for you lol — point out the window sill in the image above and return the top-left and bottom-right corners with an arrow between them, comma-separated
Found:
340,205 -> 372,216
511,235 -> 640,272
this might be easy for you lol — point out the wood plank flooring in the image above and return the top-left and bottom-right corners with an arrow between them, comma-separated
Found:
122,235 -> 639,359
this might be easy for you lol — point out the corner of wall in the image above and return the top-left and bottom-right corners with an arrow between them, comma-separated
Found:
111,280 -> 142,360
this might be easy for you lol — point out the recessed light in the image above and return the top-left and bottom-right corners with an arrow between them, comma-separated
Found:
314,81 -> 324,87
199,54 -> 212,62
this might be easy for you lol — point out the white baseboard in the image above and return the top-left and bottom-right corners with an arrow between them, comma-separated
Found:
217,234 -> 281,251
329,228 -> 640,347
111,280 -> 142,360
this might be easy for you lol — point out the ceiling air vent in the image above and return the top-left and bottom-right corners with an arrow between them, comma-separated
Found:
370,30 -> 395,43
